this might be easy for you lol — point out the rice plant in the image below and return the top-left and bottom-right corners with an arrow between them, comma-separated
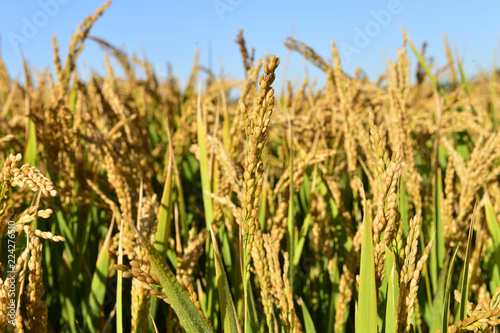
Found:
1,2 -> 500,332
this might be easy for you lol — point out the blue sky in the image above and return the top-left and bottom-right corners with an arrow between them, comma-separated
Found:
0,1 -> 499,91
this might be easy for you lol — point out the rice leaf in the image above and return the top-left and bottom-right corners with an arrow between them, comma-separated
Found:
245,281 -> 261,333
197,80 -> 217,327
430,168 -> 445,290
209,225 -> 242,333
300,298 -> 317,333
429,265 -> 448,333
129,221 -> 215,333
407,34 -> 444,97
441,246 -> 460,333
458,205 -> 476,321
327,255 -> 339,333
398,175 -> 409,238
485,197 -> 500,289
197,80 -> 214,226
355,199 -> 377,333
116,215 -> 125,333
155,145 -> 174,255
24,119 -> 37,165
293,212 -> 313,266
84,217 -> 114,332
453,44 -> 470,95
384,253 -> 398,333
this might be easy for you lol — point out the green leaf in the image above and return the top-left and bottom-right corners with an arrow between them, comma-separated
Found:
84,218 -> 114,332
69,88 -> 78,112
356,201 -> 377,333
245,281 -> 261,333
24,119 -> 37,165
458,207 -> 475,320
155,146 -> 174,255
454,45 -> 470,95
327,255 -> 339,333
196,80 -> 214,227
485,197 -> 500,291
149,145 -> 176,331
300,298 -> 317,333
384,253 -> 398,333
429,260 -> 448,333
398,176 -> 409,238
197,81 -> 217,328
441,246 -> 460,333
407,34 -> 444,97
430,169 -> 445,290
293,212 -> 313,266
129,221 -> 214,333
116,216 -> 125,333
209,226 -> 242,333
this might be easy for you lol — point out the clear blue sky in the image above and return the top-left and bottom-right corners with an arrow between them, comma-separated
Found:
1,1 -> 499,91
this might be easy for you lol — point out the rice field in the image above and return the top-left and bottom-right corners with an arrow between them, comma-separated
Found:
1,2 -> 500,332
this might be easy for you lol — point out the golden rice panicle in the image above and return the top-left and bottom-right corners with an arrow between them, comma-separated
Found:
178,227 -> 207,279
51,36 -> 64,98
442,34 -> 458,86
235,29 -> 254,75
0,38 -> 9,95
241,55 -> 279,281
311,191 -> 332,257
86,179 -> 121,222
0,206 -> 14,240
0,153 -> 23,186
102,148 -> 133,228
251,229 -> 273,326
131,195 -> 159,332
331,41 -> 362,196
404,238 -> 433,332
284,37 -> 329,72
26,227 -> 65,243
396,214 -> 432,331
368,111 -> 388,184
448,307 -> 500,332
115,263 -> 169,306
207,135 -> 241,193
263,233 -> 300,331
387,33 -> 423,215
230,59 -> 263,156
1,247 -> 30,332
0,154 -> 22,234
442,132 -> 500,246
1,154 -> 59,239
373,143 -> 402,285
269,200 -> 288,248
272,150 -> 334,198
61,0 -> 111,91
25,236 -> 48,333
10,163 -> 58,197
0,153 -> 57,198
283,252 -> 303,333
457,133 -> 500,224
